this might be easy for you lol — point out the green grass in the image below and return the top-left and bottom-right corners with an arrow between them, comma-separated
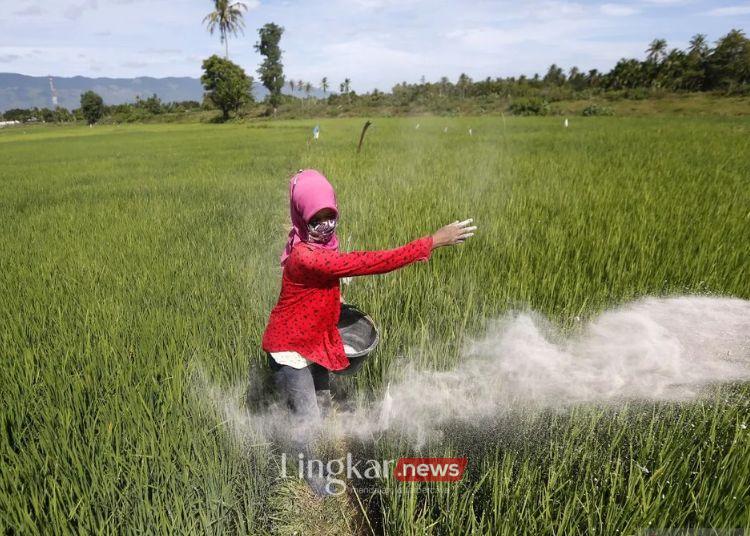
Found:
1,116 -> 749,534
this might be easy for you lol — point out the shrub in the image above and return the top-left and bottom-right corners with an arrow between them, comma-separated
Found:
582,104 -> 615,116
508,98 -> 550,116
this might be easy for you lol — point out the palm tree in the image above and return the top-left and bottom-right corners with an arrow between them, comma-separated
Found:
543,64 -> 565,86
320,77 -> 328,95
438,76 -> 449,96
646,38 -> 668,64
457,73 -> 471,98
688,34 -> 709,58
586,68 -> 601,87
568,66 -> 584,90
343,78 -> 351,93
203,0 -> 248,59
684,34 -> 709,91
289,80 -> 295,94
304,82 -> 312,99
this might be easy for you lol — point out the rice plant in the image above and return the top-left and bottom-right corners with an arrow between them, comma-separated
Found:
1,116 -> 748,533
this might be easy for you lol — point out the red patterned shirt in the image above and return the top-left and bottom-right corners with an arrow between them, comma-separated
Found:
262,236 -> 434,370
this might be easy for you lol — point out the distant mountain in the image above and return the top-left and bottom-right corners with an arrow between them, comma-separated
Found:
0,73 -> 327,112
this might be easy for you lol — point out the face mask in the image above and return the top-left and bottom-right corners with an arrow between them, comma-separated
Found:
307,218 -> 337,243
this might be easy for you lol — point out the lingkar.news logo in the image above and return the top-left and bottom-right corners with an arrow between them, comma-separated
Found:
281,453 -> 468,494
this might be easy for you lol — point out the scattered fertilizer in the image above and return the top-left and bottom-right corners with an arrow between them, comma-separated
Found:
204,296 -> 750,448
376,295 -> 750,443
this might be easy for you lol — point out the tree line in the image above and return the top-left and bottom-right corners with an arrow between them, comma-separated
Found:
196,3 -> 750,119
3,24 -> 748,124
383,30 -> 750,107
143,26 -> 750,121
2,94 -> 201,125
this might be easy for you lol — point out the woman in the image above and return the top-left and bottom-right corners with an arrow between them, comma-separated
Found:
262,169 -> 476,421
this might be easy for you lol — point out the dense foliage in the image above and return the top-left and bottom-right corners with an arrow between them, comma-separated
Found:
79,90 -> 104,125
255,23 -> 286,110
200,55 -> 254,120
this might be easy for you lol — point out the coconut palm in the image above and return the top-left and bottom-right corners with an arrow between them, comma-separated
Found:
457,73 -> 471,98
646,38 -> 668,64
688,34 -> 709,58
438,76 -> 449,96
321,77 -> 328,95
203,0 -> 248,59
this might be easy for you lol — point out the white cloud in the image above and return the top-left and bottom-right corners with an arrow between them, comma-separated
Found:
63,0 -> 98,20
600,3 -> 639,16
1,0 -> 745,91
348,0 -> 424,9
121,60 -> 149,68
0,54 -> 23,63
706,3 -> 750,15
0,45 -> 196,78
475,1 -> 586,21
286,36 -> 425,90
13,4 -> 43,16
139,48 -> 183,55
641,0 -> 693,4
446,21 -> 583,49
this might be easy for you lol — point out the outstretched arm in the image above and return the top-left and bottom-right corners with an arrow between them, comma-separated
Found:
291,219 -> 476,280
293,236 -> 433,279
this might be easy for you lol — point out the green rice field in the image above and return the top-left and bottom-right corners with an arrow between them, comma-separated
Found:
1,116 -> 749,534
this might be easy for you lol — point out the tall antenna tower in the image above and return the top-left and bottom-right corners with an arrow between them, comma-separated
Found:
48,76 -> 58,107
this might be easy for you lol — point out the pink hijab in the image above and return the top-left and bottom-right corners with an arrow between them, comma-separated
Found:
280,169 -> 339,265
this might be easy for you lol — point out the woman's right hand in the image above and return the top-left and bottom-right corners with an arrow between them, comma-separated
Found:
431,219 -> 477,249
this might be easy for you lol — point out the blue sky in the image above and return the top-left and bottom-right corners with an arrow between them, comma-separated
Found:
1,0 -> 748,91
